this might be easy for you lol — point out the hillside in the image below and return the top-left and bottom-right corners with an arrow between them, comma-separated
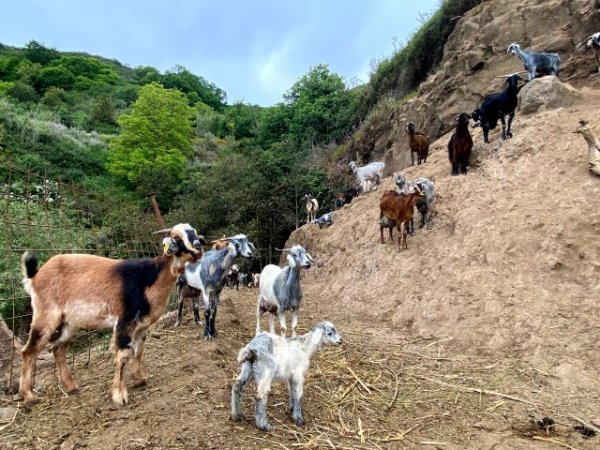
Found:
348,0 -> 600,172
287,83 -> 600,393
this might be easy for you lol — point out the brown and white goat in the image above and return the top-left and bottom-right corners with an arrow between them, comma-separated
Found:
406,122 -> 430,166
379,188 -> 424,251
19,223 -> 205,406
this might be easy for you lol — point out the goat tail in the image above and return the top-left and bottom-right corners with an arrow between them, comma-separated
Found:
21,252 -> 38,295
21,252 -> 38,280
237,346 -> 257,364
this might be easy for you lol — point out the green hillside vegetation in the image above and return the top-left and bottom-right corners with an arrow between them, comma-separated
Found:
0,0 -> 483,274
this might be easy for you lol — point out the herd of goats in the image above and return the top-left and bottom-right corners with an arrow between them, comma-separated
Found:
11,36 -> 600,433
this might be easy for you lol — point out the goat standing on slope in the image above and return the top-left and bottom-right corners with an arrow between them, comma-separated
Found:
507,42 -> 560,81
256,245 -> 313,337
303,194 -> 319,224
19,224 -> 205,406
348,161 -> 384,193
406,122 -> 430,166
183,235 -> 255,340
471,73 -> 524,143
448,112 -> 473,175
577,32 -> 600,73
232,321 -> 342,431
380,188 -> 425,251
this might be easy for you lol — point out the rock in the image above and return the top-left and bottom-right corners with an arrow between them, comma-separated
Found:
518,76 -> 582,115
0,406 -> 17,420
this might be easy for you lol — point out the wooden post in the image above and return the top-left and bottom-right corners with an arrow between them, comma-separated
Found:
146,192 -> 166,229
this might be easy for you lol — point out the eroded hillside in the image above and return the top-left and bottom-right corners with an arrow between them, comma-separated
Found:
288,84 -> 600,395
350,0 -> 600,172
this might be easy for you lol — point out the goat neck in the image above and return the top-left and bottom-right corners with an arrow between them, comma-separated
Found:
220,244 -> 238,270
298,326 -> 325,358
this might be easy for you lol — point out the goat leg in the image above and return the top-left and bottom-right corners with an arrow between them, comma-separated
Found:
231,361 -> 252,421
506,112 -> 514,139
192,296 -> 201,325
289,377 -> 304,427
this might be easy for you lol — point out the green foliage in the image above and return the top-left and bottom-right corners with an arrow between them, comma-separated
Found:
8,81 -> 39,103
360,0 -> 483,115
161,65 -> 226,110
106,83 -> 194,203
24,40 -> 60,65
35,65 -> 75,90
283,64 -> 358,149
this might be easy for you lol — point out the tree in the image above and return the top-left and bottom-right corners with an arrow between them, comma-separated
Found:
283,64 -> 356,148
107,82 -> 194,204
24,40 -> 60,65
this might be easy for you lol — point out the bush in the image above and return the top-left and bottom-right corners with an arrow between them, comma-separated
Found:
8,81 -> 39,103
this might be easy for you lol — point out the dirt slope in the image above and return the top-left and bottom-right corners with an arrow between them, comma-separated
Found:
352,0 -> 600,172
287,87 -> 600,395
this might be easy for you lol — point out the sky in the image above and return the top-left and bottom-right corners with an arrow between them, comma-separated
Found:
1,0 -> 439,106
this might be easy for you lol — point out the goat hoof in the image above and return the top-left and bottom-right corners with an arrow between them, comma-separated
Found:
293,415 -> 304,427
65,384 -> 80,395
258,423 -> 273,432
174,321 -> 181,327
132,377 -> 147,388
22,393 -> 41,404
111,390 -> 128,407
232,413 -> 245,421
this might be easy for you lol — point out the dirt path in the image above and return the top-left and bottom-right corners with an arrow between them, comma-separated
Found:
1,285 -> 598,449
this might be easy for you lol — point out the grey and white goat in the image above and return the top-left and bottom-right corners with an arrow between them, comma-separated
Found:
183,234 -> 255,340
507,42 -> 560,80
393,172 -> 435,230
256,245 -> 313,337
314,212 -> 333,229
231,321 -> 342,431
303,194 -> 319,224
577,32 -> 600,73
349,161 -> 384,193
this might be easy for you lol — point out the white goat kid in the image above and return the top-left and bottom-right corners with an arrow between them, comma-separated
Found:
303,194 -> 319,224
231,321 -> 342,431
256,245 -> 313,337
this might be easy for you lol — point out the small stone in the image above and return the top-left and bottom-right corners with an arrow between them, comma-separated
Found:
0,406 -> 17,420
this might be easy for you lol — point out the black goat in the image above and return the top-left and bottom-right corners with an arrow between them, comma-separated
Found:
333,187 -> 359,209
471,74 -> 524,143
447,113 -> 473,175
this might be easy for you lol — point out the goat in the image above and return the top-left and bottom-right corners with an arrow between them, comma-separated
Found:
256,245 -> 313,338
212,236 -> 229,250
238,271 -> 248,288
577,32 -> 600,73
379,188 -> 424,251
231,321 -> 342,431
348,161 -> 384,194
405,122 -> 430,166
252,273 -> 260,288
379,216 -> 396,243
448,112 -> 473,175
573,118 -> 600,177
174,275 -> 201,327
18,223 -> 205,406
183,235 -> 255,340
393,174 -> 436,231
226,264 -> 240,290
303,194 -> 319,224
507,42 -> 560,81
471,73 -> 524,143
333,187 -> 359,209
314,212 -> 333,229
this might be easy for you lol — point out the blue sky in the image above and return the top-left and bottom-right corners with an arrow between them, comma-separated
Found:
1,0 -> 439,106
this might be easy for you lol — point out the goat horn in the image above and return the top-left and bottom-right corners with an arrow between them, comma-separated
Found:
152,228 -> 172,235
275,247 -> 292,252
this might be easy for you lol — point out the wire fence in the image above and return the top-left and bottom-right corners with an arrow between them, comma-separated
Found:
0,160 -> 168,393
